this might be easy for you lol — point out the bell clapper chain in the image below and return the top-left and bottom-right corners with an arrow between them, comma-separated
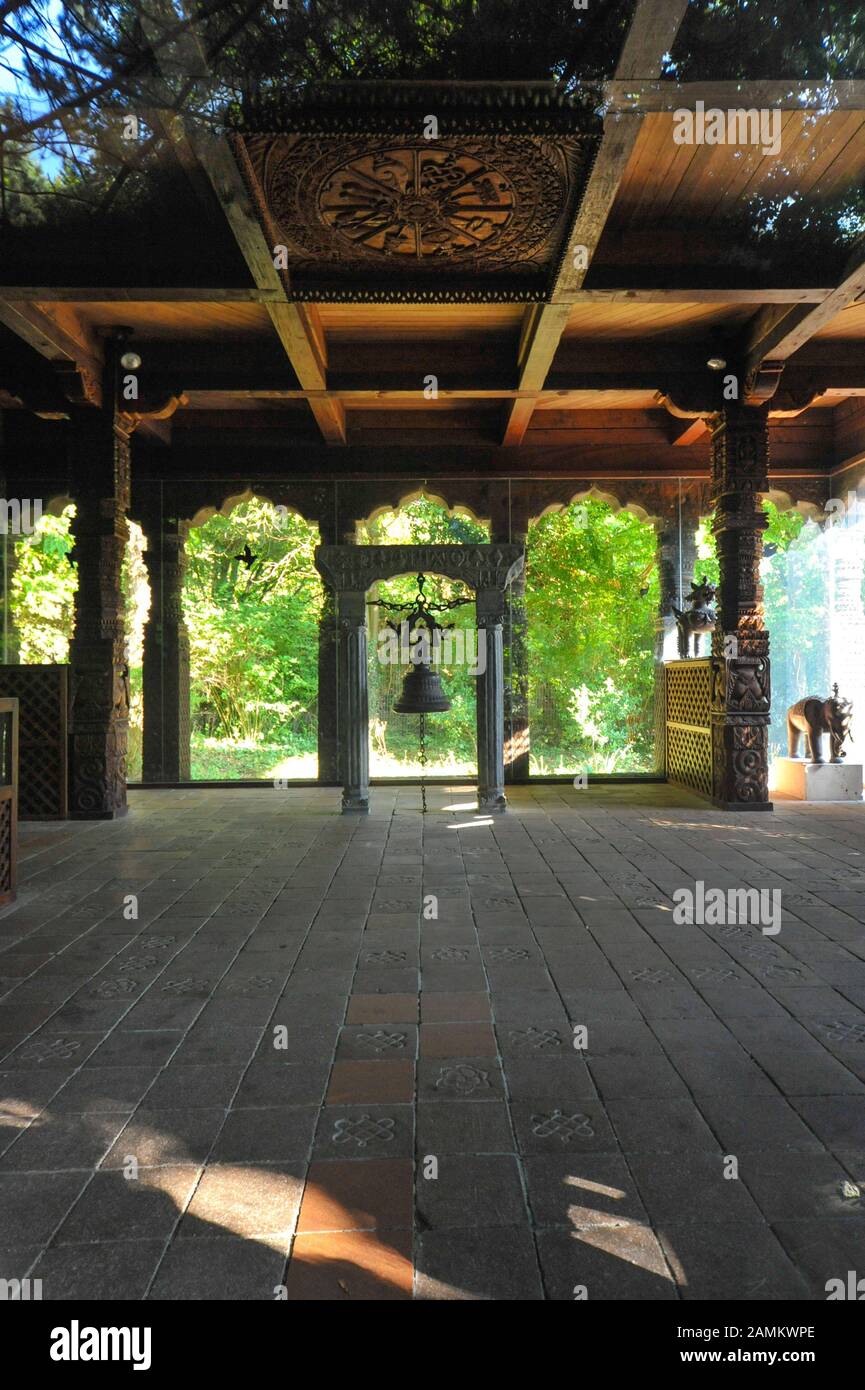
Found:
420,711 -> 427,815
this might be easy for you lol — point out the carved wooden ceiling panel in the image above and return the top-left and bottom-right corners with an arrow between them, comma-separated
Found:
233,129 -> 596,302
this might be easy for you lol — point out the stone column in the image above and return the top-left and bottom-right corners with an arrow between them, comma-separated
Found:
708,404 -> 772,810
316,517 -> 340,784
655,519 -> 679,663
338,590 -> 369,813
476,588 -> 507,813
69,415 -> 131,818
142,513 -> 191,782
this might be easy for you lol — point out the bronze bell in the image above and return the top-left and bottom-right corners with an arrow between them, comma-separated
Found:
393,661 -> 451,714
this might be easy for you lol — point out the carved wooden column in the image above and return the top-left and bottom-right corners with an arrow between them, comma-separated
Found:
338,590 -> 369,813
476,588 -> 507,813
69,414 -> 131,818
496,502 -> 529,783
142,513 -> 191,782
708,404 -> 772,810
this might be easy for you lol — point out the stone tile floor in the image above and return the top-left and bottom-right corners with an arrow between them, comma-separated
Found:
1,784 -> 864,1300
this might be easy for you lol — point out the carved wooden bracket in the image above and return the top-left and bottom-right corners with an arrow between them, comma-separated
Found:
118,392 -> 188,434
54,360 -> 103,410
743,358 -> 785,405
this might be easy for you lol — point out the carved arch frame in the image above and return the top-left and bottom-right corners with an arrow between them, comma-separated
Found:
314,543 -> 524,814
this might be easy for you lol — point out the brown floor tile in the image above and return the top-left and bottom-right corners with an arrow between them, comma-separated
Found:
421,992 -> 491,1023
420,1022 -> 497,1058
298,1158 -> 413,1232
327,1059 -> 414,1104
346,994 -> 418,1025
285,1229 -> 413,1299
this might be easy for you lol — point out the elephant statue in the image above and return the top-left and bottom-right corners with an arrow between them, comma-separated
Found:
787,685 -> 853,765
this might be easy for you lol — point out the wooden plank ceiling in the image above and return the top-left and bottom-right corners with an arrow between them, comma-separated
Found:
2,0 -> 865,470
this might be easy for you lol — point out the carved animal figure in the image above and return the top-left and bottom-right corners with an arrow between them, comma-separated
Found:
672,578 -> 717,659
787,685 -> 854,765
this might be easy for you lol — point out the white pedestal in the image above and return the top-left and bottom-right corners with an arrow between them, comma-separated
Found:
774,757 -> 863,802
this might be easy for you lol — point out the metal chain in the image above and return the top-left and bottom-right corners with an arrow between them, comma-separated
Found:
419,711 -> 427,815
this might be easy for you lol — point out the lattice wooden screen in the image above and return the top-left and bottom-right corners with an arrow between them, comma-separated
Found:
665,660 -> 713,798
0,666 -> 69,819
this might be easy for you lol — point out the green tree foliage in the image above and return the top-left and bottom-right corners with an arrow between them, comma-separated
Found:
525,499 -> 659,773
9,505 -> 77,662
5,0 -> 863,229
6,489 -> 859,784
183,498 -> 322,776
0,101 -> 53,224
358,496 -> 487,772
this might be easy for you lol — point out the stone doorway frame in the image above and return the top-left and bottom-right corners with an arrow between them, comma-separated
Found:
314,543 -> 524,813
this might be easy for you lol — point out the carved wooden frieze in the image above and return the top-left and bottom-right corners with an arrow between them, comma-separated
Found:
233,123 -> 596,301
315,543 -> 524,593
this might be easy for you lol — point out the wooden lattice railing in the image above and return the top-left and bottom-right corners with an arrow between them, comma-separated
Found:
665,659 -> 713,798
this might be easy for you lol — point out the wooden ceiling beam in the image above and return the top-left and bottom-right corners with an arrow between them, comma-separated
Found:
605,79 -> 865,115
188,134 -> 345,445
137,2 -> 344,445
0,285 -> 834,305
0,287 -> 283,303
501,0 -> 691,446
743,247 -> 865,397
668,416 -> 710,447
134,341 -> 865,396
0,300 -> 172,443
0,300 -> 102,381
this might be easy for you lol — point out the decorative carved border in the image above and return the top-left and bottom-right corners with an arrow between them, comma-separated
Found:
230,82 -> 600,304
233,82 -> 602,137
315,543 -> 524,592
